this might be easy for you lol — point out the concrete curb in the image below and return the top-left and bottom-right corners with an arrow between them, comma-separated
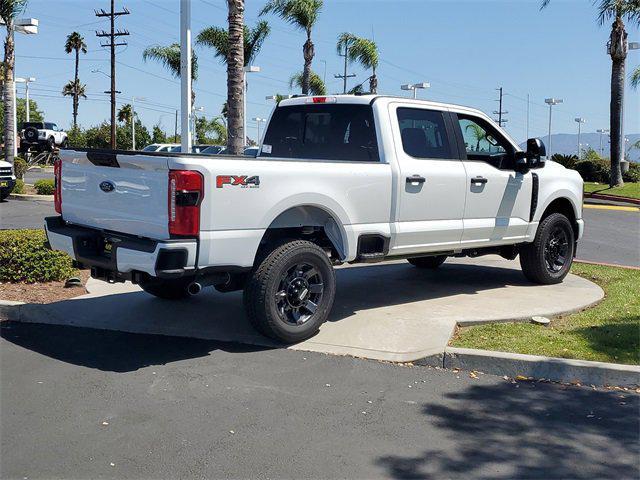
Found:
584,192 -> 640,205
441,347 -> 640,388
8,193 -> 53,202
575,259 -> 640,270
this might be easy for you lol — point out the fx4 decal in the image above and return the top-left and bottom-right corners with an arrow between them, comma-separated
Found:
216,175 -> 260,189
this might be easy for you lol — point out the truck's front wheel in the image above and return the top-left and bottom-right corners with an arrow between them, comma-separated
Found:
139,277 -> 192,300
244,240 -> 336,343
519,212 -> 575,284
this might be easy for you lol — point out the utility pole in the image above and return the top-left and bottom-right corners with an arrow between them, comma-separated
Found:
335,42 -> 355,94
174,109 -> 178,143
493,87 -> 508,128
96,0 -> 129,149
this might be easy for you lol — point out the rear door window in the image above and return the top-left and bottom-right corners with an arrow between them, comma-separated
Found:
396,108 -> 452,159
261,104 -> 379,162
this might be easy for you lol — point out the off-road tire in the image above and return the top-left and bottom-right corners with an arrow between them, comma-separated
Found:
139,277 -> 192,300
408,255 -> 447,269
520,212 -> 575,284
0,189 -> 10,201
243,239 -> 336,343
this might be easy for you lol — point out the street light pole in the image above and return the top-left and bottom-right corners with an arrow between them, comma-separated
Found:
575,117 -> 585,158
544,98 -> 563,158
596,129 -> 609,157
15,77 -> 36,122
252,117 -> 266,143
180,0 -> 192,153
243,66 -> 260,146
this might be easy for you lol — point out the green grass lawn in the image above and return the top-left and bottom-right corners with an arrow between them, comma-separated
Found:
451,263 -> 640,365
584,182 -> 640,199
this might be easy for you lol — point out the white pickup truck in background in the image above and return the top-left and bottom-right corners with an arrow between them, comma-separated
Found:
46,95 -> 584,343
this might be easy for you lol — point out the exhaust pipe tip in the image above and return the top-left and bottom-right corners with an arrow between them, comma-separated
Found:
187,282 -> 202,296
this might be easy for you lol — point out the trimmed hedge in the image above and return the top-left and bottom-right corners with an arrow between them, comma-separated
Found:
0,229 -> 75,283
11,179 -> 25,194
13,157 -> 27,180
34,178 -> 55,195
575,159 -> 610,183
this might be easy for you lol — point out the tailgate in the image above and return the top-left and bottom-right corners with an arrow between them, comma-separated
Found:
60,151 -> 170,239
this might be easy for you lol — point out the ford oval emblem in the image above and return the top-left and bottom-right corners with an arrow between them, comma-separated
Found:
99,181 -> 115,193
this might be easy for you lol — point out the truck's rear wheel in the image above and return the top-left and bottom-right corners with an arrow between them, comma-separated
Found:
520,212 -> 575,284
408,255 -> 447,269
244,240 -> 336,343
139,277 -> 192,300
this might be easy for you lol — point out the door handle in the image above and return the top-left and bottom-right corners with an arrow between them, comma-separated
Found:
471,176 -> 488,185
406,175 -> 426,184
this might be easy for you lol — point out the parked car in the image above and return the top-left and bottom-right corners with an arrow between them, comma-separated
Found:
45,95 -> 584,343
200,145 -> 226,155
19,122 -> 68,153
141,143 -> 179,153
168,145 -> 210,154
243,146 -> 260,157
0,160 -> 16,201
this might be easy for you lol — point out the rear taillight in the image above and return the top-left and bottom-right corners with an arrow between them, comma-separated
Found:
54,158 -> 62,214
168,170 -> 204,237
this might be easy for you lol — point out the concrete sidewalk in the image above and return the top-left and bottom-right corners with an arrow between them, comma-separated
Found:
5,257 -> 604,362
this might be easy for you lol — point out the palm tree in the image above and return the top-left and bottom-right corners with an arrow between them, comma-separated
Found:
226,0 -> 245,155
62,80 -> 87,109
2,0 -> 28,164
465,123 -> 487,151
196,20 -> 270,67
117,104 -> 133,124
542,0 -> 640,186
631,66 -> 640,88
337,33 -> 379,94
64,32 -> 87,128
260,0 -> 323,95
143,43 -> 198,103
289,70 -> 326,95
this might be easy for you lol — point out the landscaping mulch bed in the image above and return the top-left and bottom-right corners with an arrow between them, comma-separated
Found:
0,270 -> 90,304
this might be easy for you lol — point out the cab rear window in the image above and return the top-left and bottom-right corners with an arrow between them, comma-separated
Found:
261,104 -> 379,162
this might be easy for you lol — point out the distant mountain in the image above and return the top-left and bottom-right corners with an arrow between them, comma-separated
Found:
520,133 -> 640,162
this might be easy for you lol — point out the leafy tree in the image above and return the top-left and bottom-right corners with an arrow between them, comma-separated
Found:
195,116 -> 227,144
66,125 -> 86,148
152,124 -> 168,144
542,0 -> 640,186
260,0 -> 323,95
226,0 -> 245,155
289,70 -> 326,95
337,33 -> 379,93
64,31 -> 87,127
1,98 -> 44,133
83,121 -> 151,151
2,0 -> 29,164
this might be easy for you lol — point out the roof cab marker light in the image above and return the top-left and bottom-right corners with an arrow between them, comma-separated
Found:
307,96 -> 337,104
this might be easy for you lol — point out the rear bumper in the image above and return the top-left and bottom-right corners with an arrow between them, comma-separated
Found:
44,216 -> 198,282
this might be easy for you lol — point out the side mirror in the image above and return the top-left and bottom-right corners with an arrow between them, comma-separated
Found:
526,138 -> 546,169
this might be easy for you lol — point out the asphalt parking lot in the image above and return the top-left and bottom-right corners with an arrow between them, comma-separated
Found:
1,321 -> 638,479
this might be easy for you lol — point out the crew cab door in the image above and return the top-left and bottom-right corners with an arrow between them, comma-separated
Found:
453,113 -> 532,245
388,104 -> 467,255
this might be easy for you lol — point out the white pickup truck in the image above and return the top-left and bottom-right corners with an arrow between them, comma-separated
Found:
46,95 -> 584,343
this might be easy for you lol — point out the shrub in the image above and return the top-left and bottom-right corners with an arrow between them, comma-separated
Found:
0,229 -> 75,283
13,157 -> 27,179
623,163 -> 640,183
575,158 -> 610,183
11,179 -> 25,194
551,154 -> 578,170
33,178 -> 55,195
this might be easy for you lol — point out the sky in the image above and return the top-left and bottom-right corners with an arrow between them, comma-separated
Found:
14,0 -> 640,144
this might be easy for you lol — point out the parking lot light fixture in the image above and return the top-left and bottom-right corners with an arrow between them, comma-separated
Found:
544,98 -> 563,158
243,65 -> 261,144
252,117 -> 267,142
596,128 -> 610,156
15,77 -> 36,122
401,82 -> 430,99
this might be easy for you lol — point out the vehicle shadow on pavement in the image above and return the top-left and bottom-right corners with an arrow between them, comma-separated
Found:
375,381 -> 640,479
0,321 -> 268,373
